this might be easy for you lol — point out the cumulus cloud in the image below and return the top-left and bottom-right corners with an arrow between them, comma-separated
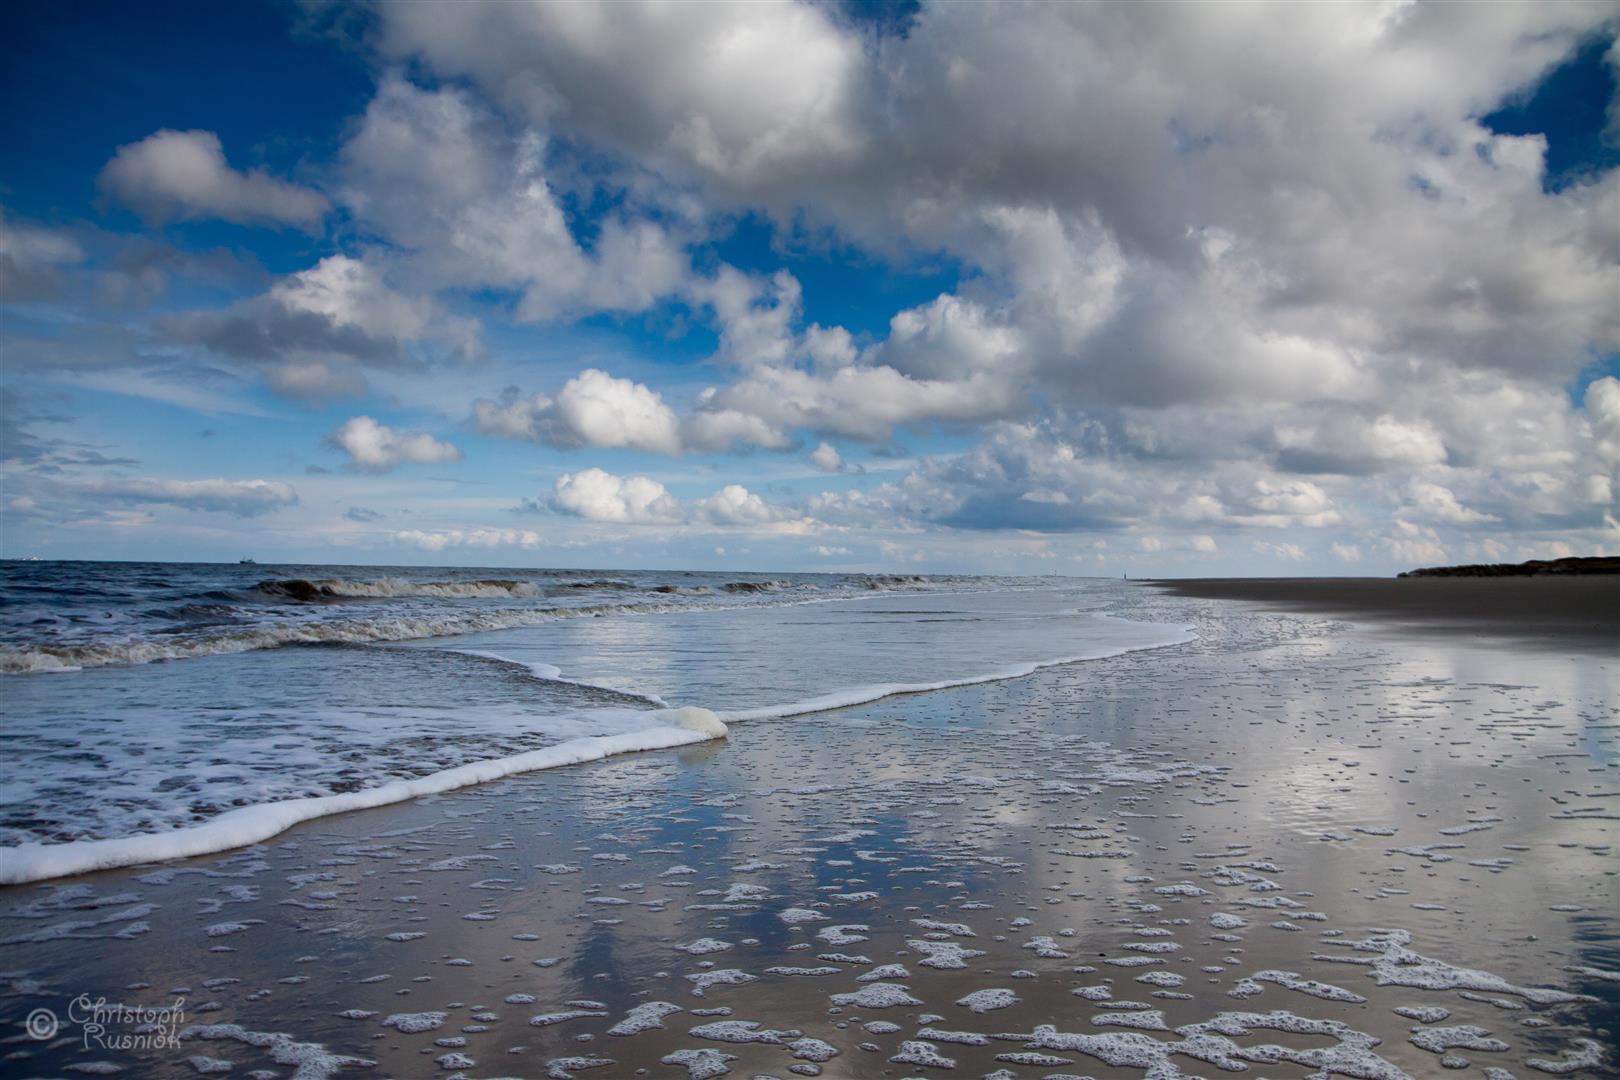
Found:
338,76 -> 689,320
1384,520 -> 1449,566
548,467 -> 680,524
394,527 -> 540,550
328,416 -> 461,472
807,442 -> 845,473
1274,413 -> 1448,476
1404,479 -> 1497,525
356,1 -> 1617,568
166,255 -> 482,399
693,484 -> 780,527
545,467 -> 804,533
380,2 -> 866,191
89,476 -> 298,517
99,129 -> 329,230
473,369 -> 682,455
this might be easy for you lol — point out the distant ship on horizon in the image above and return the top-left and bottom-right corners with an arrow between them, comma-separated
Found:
238,557 -> 257,565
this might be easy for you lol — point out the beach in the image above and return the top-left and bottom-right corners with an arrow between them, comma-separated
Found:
1,578 -> 1614,1079
1147,576 -> 1620,650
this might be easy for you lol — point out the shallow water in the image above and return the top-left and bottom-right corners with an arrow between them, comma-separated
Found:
0,585 -> 1613,1078
10,565 -> 1176,850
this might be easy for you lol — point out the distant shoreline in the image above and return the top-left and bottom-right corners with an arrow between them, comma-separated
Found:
1143,575 -> 1619,650
1397,555 -> 1619,577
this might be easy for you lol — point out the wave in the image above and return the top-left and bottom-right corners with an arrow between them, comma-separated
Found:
719,619 -> 1194,722
255,577 -> 541,601
848,573 -> 930,589
451,648 -> 670,707
720,579 -> 797,593
0,581 -> 954,675
0,623 -> 1194,882
0,708 -> 729,885
0,600 -> 691,673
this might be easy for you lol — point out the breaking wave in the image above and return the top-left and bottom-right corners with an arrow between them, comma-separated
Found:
255,577 -> 541,601
0,600 -> 688,673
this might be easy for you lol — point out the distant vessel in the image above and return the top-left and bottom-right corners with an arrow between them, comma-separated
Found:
238,558 -> 257,565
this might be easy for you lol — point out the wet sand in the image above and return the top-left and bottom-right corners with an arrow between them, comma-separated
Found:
1146,576 -> 1620,651
1,589 -> 1615,1079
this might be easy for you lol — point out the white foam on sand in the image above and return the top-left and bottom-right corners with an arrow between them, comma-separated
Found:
0,708 -> 728,885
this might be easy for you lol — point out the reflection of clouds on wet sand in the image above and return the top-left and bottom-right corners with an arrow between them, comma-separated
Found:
0,592 -> 1613,1078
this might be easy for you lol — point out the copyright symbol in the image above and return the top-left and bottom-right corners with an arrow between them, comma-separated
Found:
25,1008 -> 57,1040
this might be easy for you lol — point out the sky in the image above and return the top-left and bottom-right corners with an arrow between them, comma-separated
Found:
1,0 -> 1617,577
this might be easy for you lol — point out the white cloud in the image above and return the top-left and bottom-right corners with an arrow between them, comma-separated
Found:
1274,413 -> 1447,476
1404,479 -> 1496,525
1254,540 -> 1309,562
1330,542 -> 1363,563
1188,535 -> 1218,553
807,442 -> 844,473
99,129 -> 329,229
329,416 -> 462,472
1384,520 -> 1449,566
165,254 -> 482,400
1587,376 -> 1620,471
338,76 -> 689,320
473,369 -> 793,455
548,467 -> 680,524
473,369 -> 682,455
89,476 -> 298,517
381,2 -> 866,190
545,467 -> 807,534
272,256 -> 429,342
693,484 -> 779,527
394,528 -> 540,551
682,405 -> 790,453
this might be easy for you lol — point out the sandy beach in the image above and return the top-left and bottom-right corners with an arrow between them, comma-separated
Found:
1,585 -> 1614,1079
1147,576 -> 1620,651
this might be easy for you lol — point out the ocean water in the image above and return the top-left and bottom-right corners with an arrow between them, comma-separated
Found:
0,561 -> 1192,880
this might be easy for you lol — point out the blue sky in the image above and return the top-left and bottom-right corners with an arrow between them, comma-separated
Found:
2,1 -> 1616,575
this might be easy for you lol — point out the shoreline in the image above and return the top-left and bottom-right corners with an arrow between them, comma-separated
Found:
1142,574 -> 1620,650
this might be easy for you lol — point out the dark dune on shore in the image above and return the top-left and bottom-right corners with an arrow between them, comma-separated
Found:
1145,574 -> 1620,650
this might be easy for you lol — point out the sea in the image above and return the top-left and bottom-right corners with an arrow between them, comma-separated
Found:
0,561 -> 1191,880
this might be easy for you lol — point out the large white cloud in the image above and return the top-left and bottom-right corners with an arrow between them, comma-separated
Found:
99,129 -> 329,230
379,1 -> 867,190
328,416 -> 462,472
473,369 -> 682,454
546,467 -> 804,533
548,467 -> 681,524
338,76 -> 690,320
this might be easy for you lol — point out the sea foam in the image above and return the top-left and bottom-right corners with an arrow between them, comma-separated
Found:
0,710 -> 727,885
